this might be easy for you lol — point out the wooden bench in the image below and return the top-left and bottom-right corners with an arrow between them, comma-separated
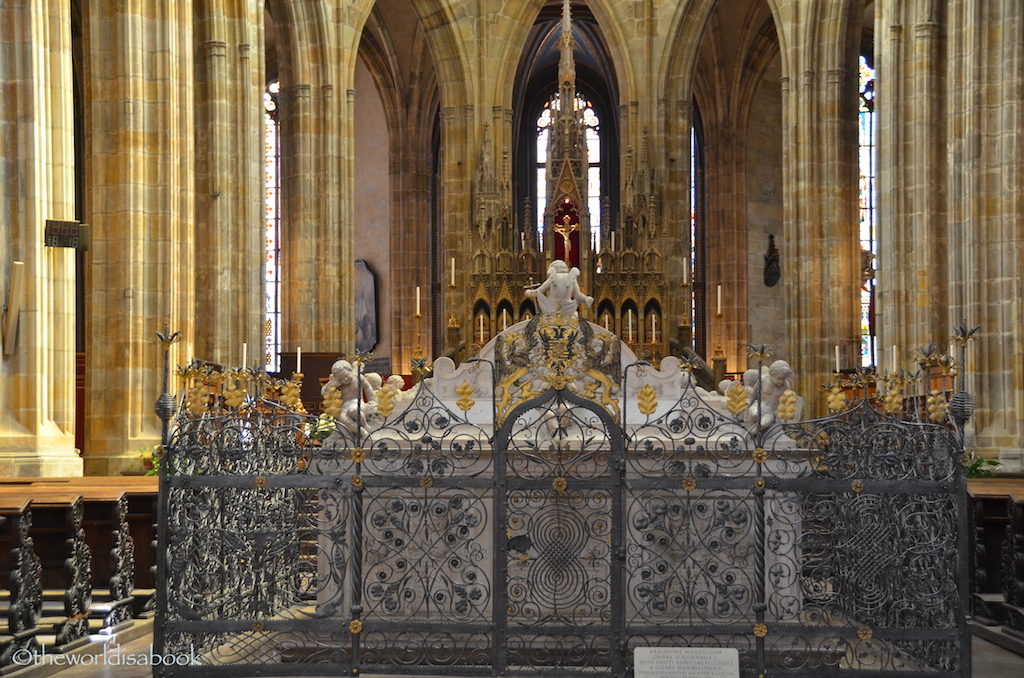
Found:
0,492 -> 91,653
0,477 -> 158,616
968,479 -> 1024,635
0,497 -> 42,669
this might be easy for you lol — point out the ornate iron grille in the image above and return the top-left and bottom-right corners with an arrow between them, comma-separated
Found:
154,361 -> 970,677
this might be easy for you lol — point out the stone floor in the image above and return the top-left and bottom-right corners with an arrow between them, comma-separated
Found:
10,630 -> 1024,677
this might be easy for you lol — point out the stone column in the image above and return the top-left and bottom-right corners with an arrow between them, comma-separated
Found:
876,0 -> 949,360
775,1 -> 863,411
193,2 -> 266,368
946,0 -> 1024,467
0,0 -> 81,476
83,1 -> 195,474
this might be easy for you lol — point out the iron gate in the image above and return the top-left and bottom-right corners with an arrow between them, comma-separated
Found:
154,361 -> 970,677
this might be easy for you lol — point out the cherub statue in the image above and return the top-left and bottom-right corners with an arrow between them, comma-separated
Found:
745,360 -> 796,431
321,359 -> 380,438
524,260 -> 594,315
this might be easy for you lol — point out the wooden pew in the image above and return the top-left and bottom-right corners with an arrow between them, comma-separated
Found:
0,498 -> 42,669
968,479 -> 1024,634
0,477 -> 158,616
0,492 -> 91,653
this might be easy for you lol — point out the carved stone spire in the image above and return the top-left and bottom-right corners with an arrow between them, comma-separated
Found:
546,0 -> 589,274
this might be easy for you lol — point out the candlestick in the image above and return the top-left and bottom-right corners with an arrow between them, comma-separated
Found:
297,346 -> 302,374
716,285 -> 722,316
415,287 -> 421,316
450,258 -> 456,287
835,345 -> 840,373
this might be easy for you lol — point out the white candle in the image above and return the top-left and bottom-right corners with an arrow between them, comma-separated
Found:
651,314 -> 657,341
242,342 -> 247,368
297,346 -> 302,374
501,309 -> 509,331
603,315 -> 610,331
415,287 -> 421,316
683,264 -> 689,285
835,345 -> 840,373
891,344 -> 897,373
611,231 -> 616,252
520,232 -> 525,250
478,314 -> 485,343
627,309 -> 634,341
450,258 -> 456,286
716,285 -> 722,315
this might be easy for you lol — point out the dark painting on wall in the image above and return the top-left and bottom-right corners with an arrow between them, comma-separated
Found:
355,260 -> 378,354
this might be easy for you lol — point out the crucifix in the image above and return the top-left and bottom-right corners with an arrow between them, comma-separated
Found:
554,214 -> 579,264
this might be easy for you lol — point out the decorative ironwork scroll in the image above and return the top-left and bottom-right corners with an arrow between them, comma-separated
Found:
156,356 -> 970,677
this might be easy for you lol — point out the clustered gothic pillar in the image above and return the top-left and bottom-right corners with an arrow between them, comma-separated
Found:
0,0 -> 81,476
82,1 -> 196,474
945,0 -> 1024,468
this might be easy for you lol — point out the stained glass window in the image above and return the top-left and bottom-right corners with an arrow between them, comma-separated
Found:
264,80 -> 282,371
536,93 -> 601,250
859,55 -> 877,366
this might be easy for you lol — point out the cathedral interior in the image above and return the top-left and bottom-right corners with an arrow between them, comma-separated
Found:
3,1 -> 1024,674
0,0 -> 1020,477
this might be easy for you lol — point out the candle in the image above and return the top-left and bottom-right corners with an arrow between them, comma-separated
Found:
603,315 -> 610,331
651,313 -> 657,341
683,264 -> 689,285
716,285 -> 722,315
611,231 -> 616,252
242,342 -> 247,368
297,346 -> 302,374
891,345 -> 897,373
627,309 -> 634,341
478,314 -> 485,343
520,232 -> 525,251
501,309 -> 509,331
450,258 -> 456,286
415,287 -> 421,316
835,345 -> 840,373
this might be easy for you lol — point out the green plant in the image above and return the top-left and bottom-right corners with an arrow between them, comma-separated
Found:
966,455 -> 1001,478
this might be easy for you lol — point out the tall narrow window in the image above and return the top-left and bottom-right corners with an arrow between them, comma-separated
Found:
858,55 -> 876,366
264,81 -> 282,371
535,93 -> 601,249
690,107 -> 707,358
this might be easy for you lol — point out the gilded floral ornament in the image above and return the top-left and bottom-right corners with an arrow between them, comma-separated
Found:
420,476 -> 434,490
747,343 -> 771,364
777,389 -> 799,420
825,385 -> 847,413
321,385 -> 343,418
223,380 -> 247,409
552,477 -> 567,492
752,448 -> 768,464
858,627 -> 873,641
727,381 -> 748,416
351,448 -> 365,464
755,479 -> 765,490
637,384 -> 658,416
352,476 -> 364,487
851,479 -> 866,494
753,623 -> 768,638
349,620 -> 363,634
254,475 -> 268,489
251,621 -> 264,633
682,477 -> 697,491
186,385 -> 209,416
455,381 -> 476,412
927,389 -> 948,422
376,385 -> 396,418
882,384 -> 903,415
